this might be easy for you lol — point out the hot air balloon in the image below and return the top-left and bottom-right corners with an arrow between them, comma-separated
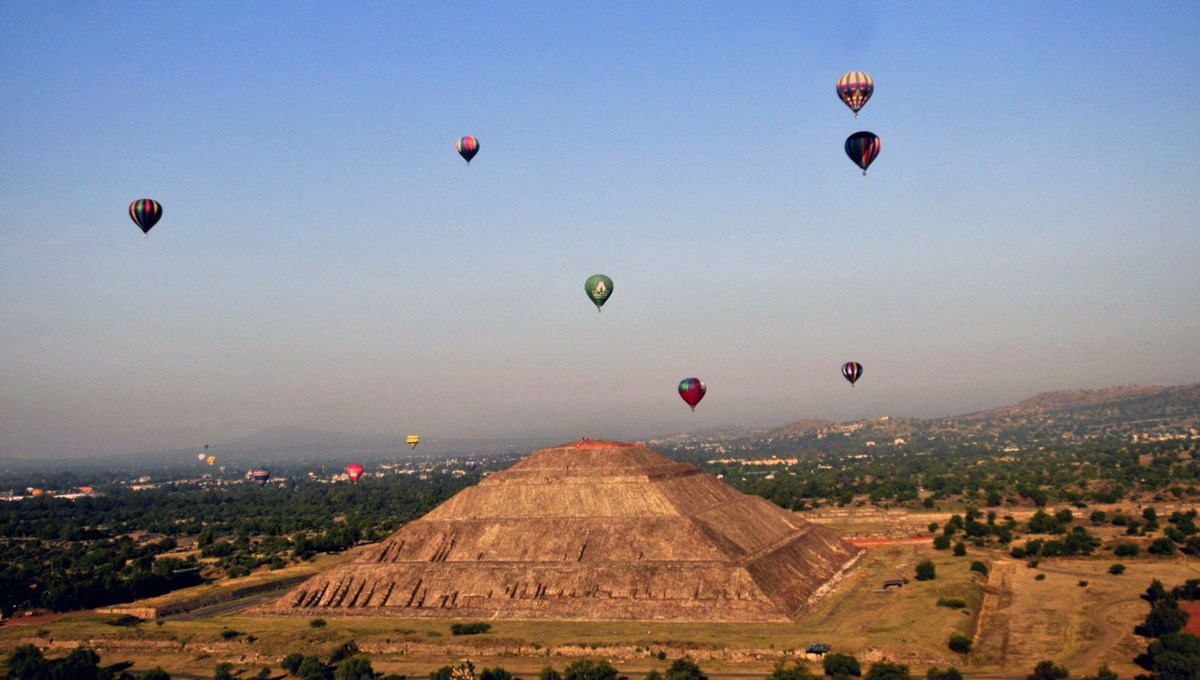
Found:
346,463 -> 364,484
198,452 -> 207,462
129,199 -> 162,236
406,434 -> 420,450
465,458 -> 478,471
842,361 -> 864,386
678,378 -> 707,411
206,455 -> 216,466
836,71 -> 874,117
456,136 -> 479,164
845,132 -> 882,175
251,469 -> 271,487
584,275 -> 613,313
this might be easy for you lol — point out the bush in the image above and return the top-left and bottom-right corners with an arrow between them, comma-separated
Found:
947,635 -> 972,654
915,559 -> 936,581
1078,580 -> 1089,587
541,668 -> 563,680
215,663 -> 235,680
220,629 -> 240,640
564,658 -> 619,680
823,653 -> 861,678
1027,660 -> 1069,680
480,667 -> 514,680
925,669 -> 962,680
969,561 -> 989,577
933,535 -> 951,550
1149,537 -> 1178,556
1114,543 -> 1139,557
937,597 -> 967,609
450,622 -> 492,636
1108,564 -> 1125,575
865,660 -> 911,680
282,653 -> 305,674
766,659 -> 816,680
952,543 -> 966,557
1035,574 -> 1046,581
664,657 -> 707,680
309,618 -> 327,628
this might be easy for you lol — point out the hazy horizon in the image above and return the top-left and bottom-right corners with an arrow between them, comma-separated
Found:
3,3 -> 1198,458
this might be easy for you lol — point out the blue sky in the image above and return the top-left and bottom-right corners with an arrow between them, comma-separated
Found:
2,2 -> 1198,458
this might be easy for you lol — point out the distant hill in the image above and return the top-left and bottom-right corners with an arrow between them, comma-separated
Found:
651,383 -> 1200,458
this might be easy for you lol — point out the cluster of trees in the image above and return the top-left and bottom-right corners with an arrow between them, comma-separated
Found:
3,645 -> 169,680
0,472 -> 474,615
685,438 -> 1198,511
0,535 -> 202,614
1132,578 -> 1200,678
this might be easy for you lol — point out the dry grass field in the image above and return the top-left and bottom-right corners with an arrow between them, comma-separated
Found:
1,506 -> 1193,679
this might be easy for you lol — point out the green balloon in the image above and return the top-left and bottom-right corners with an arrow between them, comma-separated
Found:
584,274 -> 613,312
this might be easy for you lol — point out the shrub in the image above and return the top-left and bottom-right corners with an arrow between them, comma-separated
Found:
925,668 -> 962,680
947,635 -> 972,654
937,597 -> 967,609
1035,574 -> 1046,581
564,658 -> 619,680
865,660 -> 911,680
952,543 -> 966,557
915,559 -> 936,581
1108,564 -> 1125,575
1078,580 -> 1089,587
765,659 -> 816,680
823,653 -> 861,678
309,618 -> 327,628
450,622 -> 492,636
933,535 -> 951,550
664,657 -> 707,680
970,561 -> 989,577
1149,537 -> 1178,556
1027,660 -> 1069,680
1114,543 -> 1139,557
220,629 -> 240,640
281,653 -> 305,674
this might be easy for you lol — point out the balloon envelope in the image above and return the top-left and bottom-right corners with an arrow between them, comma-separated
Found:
198,453 -> 207,461
842,361 -> 864,386
845,132 -> 882,175
836,71 -> 874,116
678,378 -> 707,411
129,199 -> 162,235
346,463 -> 364,484
252,469 -> 271,486
584,274 -> 613,312
406,434 -> 420,450
456,136 -> 479,164
206,455 -> 216,466
465,459 -> 478,470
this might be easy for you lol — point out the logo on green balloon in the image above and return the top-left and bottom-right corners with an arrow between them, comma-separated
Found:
585,274 -> 613,312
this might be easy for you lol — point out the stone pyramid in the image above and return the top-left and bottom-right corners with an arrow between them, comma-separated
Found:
267,439 -> 861,621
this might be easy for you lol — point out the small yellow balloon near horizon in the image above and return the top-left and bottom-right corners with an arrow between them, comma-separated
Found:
406,434 -> 420,449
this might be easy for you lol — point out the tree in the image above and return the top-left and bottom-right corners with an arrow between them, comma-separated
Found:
53,647 -> 105,680
214,663 -> 235,680
925,669 -> 962,680
823,653 -> 861,678
297,656 -> 332,680
480,668 -> 513,680
1136,599 -> 1189,638
5,644 -> 51,680
140,669 -> 173,680
915,559 -> 936,581
282,653 -> 305,675
952,542 -> 966,557
766,660 -> 816,680
1026,660 -> 1069,680
1109,564 -> 1125,575
335,657 -> 376,680
1134,631 -> 1200,677
541,668 -> 563,680
1149,537 -> 1178,556
664,658 -> 706,680
933,535 -> 951,550
564,659 -> 618,680
1078,665 -> 1116,680
947,635 -> 972,654
864,661 -> 911,680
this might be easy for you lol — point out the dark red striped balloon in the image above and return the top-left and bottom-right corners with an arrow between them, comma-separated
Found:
844,132 -> 882,175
